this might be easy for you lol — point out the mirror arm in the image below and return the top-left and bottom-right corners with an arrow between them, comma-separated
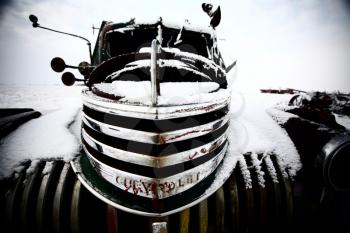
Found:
35,24 -> 92,63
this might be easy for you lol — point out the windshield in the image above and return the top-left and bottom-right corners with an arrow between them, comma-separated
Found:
104,26 -> 211,59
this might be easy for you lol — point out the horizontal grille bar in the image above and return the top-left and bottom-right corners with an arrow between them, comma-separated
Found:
82,128 -> 227,167
83,137 -> 227,178
84,143 -> 227,199
82,121 -> 229,156
82,89 -> 231,120
83,105 -> 228,133
82,112 -> 229,144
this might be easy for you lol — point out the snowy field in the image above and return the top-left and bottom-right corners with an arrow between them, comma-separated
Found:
0,84 -> 302,179
0,85 -> 83,178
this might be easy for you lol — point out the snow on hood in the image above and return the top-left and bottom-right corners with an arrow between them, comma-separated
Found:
94,81 -> 228,106
130,17 -> 213,35
161,47 -> 225,74
107,59 -> 212,82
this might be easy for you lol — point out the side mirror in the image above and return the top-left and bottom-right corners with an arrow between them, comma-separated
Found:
29,14 -> 39,28
51,57 -> 66,73
61,72 -> 76,86
28,13 -> 92,62
78,61 -> 90,76
201,3 -> 221,28
210,6 -> 221,28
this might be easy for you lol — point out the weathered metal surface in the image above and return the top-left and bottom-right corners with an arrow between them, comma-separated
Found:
71,144 -> 235,216
82,103 -> 228,133
82,111 -> 229,144
82,89 -> 230,120
84,143 -> 226,199
82,128 -> 227,167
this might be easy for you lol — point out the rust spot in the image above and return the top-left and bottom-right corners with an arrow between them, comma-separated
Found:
175,103 -> 222,113
158,135 -> 166,144
165,130 -> 200,142
159,182 -> 176,193
151,182 -> 158,199
164,128 -> 212,143
208,140 -> 221,152
189,151 -> 199,160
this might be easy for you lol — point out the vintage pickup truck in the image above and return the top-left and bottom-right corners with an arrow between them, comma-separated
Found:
1,3 -> 349,233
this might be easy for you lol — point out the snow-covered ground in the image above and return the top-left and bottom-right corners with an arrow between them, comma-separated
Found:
0,85 -> 83,178
0,84 -> 302,179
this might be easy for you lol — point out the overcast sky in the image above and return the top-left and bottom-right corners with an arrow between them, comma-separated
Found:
0,0 -> 350,92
